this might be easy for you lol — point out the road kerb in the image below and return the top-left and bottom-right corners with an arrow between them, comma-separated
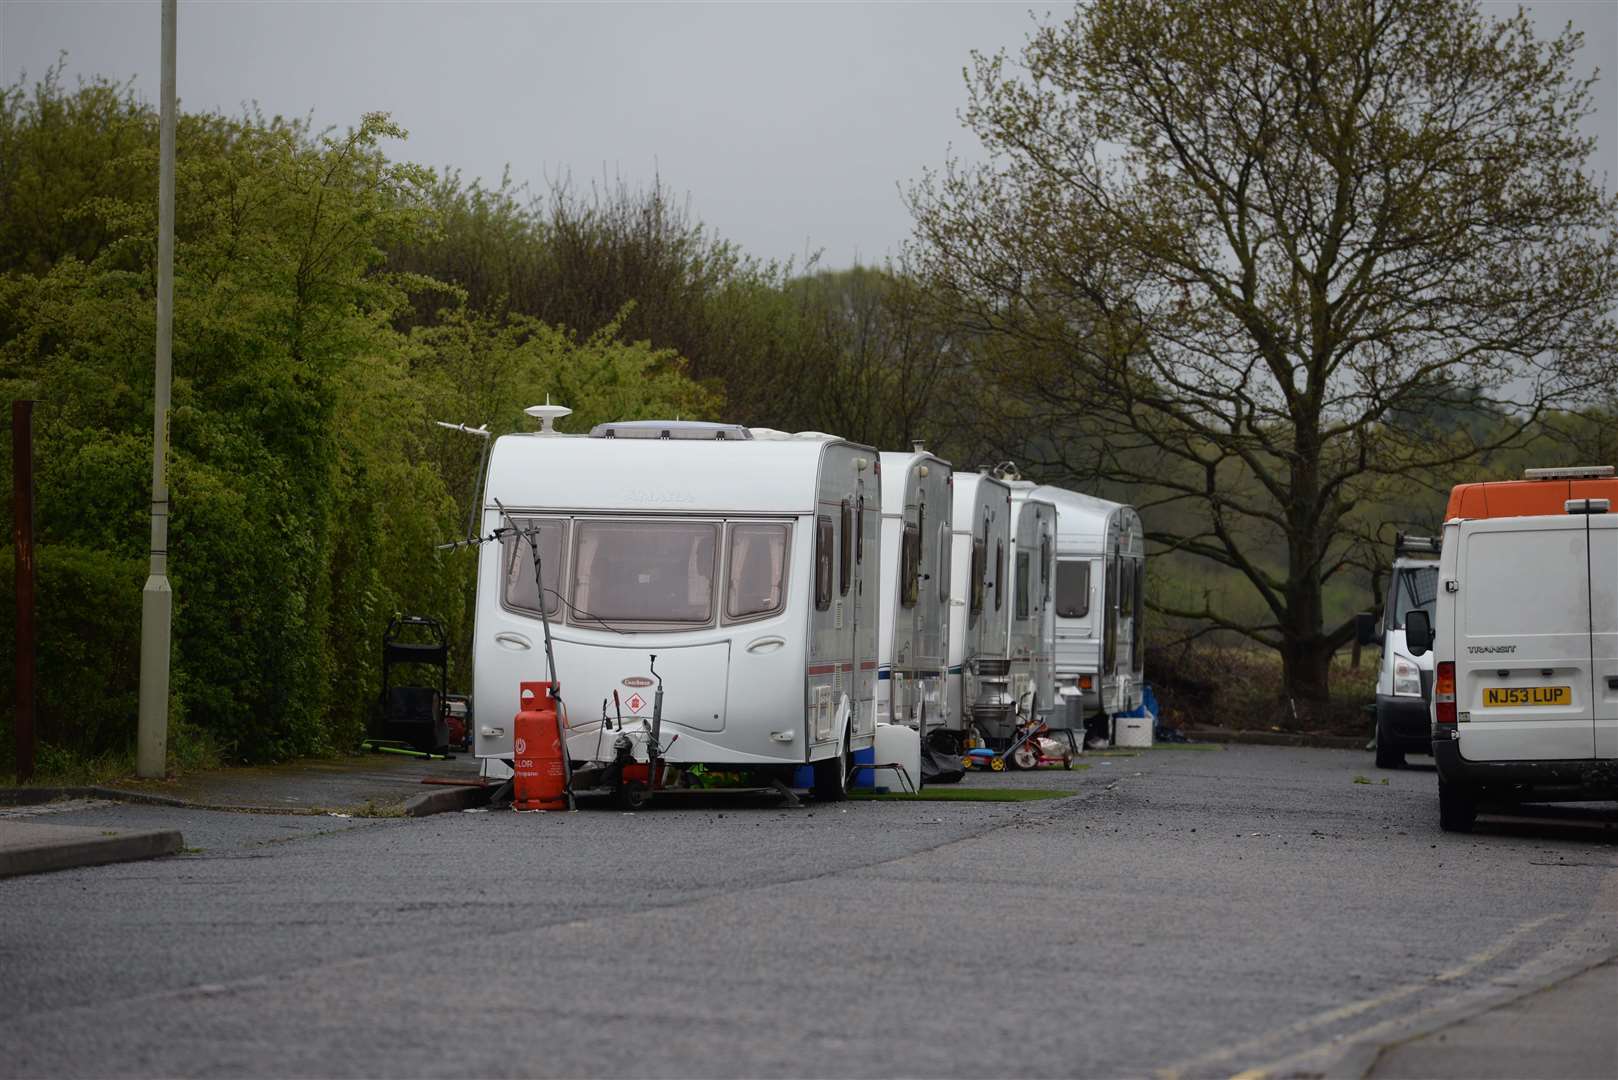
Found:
0,820 -> 184,879
402,784 -> 495,817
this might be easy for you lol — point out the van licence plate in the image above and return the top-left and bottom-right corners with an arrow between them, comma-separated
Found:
1482,686 -> 1571,707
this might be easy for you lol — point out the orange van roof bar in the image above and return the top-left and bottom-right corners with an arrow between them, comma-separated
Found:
1445,466 -> 1618,520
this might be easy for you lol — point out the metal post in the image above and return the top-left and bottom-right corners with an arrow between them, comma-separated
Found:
137,0 -> 177,778
12,400 -> 36,783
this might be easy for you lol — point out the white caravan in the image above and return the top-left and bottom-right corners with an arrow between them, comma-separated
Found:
472,413 -> 879,799
945,472 -> 1013,739
876,450 -> 953,738
1030,486 -> 1147,731
1002,483 -> 1059,733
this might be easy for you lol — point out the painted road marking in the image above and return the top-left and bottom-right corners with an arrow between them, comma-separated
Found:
1155,912 -> 1566,1080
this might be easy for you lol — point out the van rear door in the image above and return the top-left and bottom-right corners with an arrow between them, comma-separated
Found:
1589,513 -> 1618,760
1455,516 -> 1595,762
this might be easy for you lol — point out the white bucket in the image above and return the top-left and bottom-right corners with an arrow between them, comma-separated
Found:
1114,712 -> 1154,748
874,723 -> 922,792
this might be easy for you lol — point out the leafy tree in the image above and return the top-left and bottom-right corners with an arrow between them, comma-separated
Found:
909,0 -> 1618,703
785,267 -> 958,449
1,73 -> 726,768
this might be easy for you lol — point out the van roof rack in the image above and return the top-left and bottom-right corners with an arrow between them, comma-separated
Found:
1523,465 -> 1615,480
589,420 -> 753,441
1394,532 -> 1440,557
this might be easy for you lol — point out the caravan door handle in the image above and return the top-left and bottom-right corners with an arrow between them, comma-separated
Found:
1607,676 -> 1618,690
746,636 -> 786,654
493,632 -> 533,651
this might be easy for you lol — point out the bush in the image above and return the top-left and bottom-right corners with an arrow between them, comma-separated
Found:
0,543 -> 143,768
1147,642 -> 1376,736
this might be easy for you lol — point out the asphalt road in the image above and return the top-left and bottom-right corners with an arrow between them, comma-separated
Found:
2,745 -> 1615,1078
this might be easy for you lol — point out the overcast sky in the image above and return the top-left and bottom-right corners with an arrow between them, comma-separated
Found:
2,1 -> 1614,270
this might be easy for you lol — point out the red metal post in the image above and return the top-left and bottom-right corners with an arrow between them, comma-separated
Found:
12,400 -> 36,782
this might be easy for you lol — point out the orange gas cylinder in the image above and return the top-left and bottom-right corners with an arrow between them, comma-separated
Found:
512,680 -> 567,811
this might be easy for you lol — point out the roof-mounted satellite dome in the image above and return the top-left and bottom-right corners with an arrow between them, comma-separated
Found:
524,399 -> 572,435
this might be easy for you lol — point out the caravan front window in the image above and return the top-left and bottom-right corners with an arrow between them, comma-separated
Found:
501,517 -> 568,618
571,520 -> 717,627
727,523 -> 789,621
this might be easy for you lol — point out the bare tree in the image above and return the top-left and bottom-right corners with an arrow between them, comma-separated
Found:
909,0 -> 1618,702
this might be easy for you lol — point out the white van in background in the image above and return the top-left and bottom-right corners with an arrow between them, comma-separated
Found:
1406,499 -> 1618,831
1361,534 -> 1440,769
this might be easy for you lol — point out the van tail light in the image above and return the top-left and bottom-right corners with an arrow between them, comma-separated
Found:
1079,675 -> 1093,690
1435,661 -> 1457,728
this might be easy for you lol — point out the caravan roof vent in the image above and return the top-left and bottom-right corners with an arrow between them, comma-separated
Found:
588,420 -> 753,441
1523,465 -> 1615,480
523,400 -> 572,435
990,460 -> 1023,482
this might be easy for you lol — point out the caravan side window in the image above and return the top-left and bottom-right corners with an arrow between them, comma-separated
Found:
937,523 -> 951,602
855,495 -> 865,564
1055,560 -> 1090,618
500,517 -> 568,618
1040,536 -> 1052,601
900,522 -> 921,609
1015,551 -> 1031,620
1131,559 -> 1146,670
726,523 -> 789,621
994,540 -> 1005,611
839,499 -> 853,596
815,515 -> 833,612
969,534 -> 986,624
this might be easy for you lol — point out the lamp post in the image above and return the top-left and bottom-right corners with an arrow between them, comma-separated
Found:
137,0 -> 177,778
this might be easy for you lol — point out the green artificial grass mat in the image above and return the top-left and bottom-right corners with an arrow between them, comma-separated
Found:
850,787 -> 1072,802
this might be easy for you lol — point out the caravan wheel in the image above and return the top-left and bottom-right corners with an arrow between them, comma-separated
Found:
812,736 -> 851,802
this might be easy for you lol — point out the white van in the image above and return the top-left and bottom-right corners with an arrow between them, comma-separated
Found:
472,412 -> 880,801
1360,534 -> 1440,769
1405,500 -> 1618,831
